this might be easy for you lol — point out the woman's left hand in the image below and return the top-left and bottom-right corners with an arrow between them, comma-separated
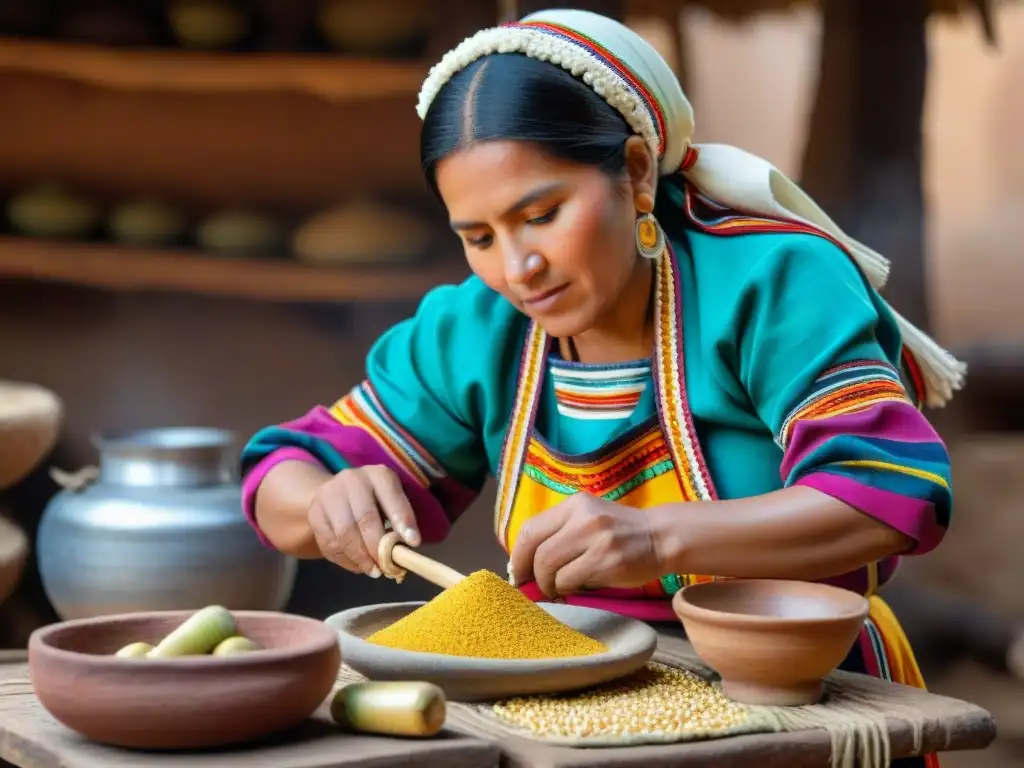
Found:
509,493 -> 669,598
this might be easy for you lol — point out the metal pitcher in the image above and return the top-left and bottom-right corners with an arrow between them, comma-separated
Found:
37,427 -> 296,620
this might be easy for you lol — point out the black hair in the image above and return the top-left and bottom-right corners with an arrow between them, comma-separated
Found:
421,53 -> 634,194
420,51 -> 688,238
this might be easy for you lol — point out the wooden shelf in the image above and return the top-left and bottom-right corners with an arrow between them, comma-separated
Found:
0,37 -> 427,101
0,236 -> 469,303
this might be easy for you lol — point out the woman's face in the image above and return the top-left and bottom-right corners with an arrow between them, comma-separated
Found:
435,139 -> 649,339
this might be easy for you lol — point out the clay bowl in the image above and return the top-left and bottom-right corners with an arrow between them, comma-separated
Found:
673,579 -> 869,706
29,610 -> 341,750
327,601 -> 657,702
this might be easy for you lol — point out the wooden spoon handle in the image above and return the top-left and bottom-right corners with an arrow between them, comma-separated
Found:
392,546 -> 466,590
377,532 -> 466,590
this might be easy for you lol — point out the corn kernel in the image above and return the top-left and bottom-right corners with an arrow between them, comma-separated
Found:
492,662 -> 752,740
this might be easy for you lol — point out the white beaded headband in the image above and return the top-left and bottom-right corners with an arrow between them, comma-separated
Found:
415,17 -> 966,407
416,21 -> 667,169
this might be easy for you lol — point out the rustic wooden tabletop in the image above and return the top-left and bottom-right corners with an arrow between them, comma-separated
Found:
0,635 -> 999,768
0,652 -> 499,768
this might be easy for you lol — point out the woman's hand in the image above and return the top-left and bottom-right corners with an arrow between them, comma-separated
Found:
509,493 -> 668,598
307,464 -> 421,577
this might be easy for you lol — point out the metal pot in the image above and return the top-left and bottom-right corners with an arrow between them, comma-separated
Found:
37,427 -> 296,620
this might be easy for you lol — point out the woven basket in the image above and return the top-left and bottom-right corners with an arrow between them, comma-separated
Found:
0,513 -> 27,605
0,381 -> 63,491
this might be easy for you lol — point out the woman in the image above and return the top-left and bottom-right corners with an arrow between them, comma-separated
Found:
242,10 -> 962,766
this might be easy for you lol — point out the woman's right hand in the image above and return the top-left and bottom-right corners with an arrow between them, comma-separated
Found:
307,464 -> 421,577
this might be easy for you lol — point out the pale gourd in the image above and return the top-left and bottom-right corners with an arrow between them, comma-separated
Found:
148,605 -> 236,658
197,209 -> 284,256
115,642 -> 154,658
109,199 -> 187,247
110,607 -> 265,660
291,199 -> 431,266
7,183 -> 99,239
212,635 -> 260,656
317,0 -> 431,55
168,0 -> 248,50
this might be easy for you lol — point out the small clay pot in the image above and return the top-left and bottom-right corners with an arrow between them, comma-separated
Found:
167,0 -> 249,50
109,198 -> 188,247
7,183 -> 100,240
291,199 -> 432,266
316,0 -> 431,56
673,579 -> 869,706
29,610 -> 341,749
0,513 -> 28,606
197,208 -> 285,257
0,380 -> 63,491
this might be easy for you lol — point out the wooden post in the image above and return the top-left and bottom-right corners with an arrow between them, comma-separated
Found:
498,0 -> 519,23
518,0 -> 625,18
625,0 -> 687,82
800,0 -> 931,331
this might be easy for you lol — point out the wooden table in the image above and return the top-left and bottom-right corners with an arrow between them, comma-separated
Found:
0,652 -> 499,768
0,635 -> 998,768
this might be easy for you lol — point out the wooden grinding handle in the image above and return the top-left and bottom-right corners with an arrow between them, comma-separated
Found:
377,531 -> 466,590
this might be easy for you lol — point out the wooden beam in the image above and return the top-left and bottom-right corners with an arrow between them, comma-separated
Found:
0,37 -> 428,102
0,237 -> 469,303
800,0 -> 931,330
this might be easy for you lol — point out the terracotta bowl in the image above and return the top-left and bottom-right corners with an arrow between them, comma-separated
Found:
673,579 -> 869,706
29,610 -> 341,750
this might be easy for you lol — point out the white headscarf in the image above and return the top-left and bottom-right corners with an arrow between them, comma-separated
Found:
416,9 -> 965,407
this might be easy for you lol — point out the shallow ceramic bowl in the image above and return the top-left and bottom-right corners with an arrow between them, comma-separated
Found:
327,601 -> 657,702
29,610 -> 341,749
673,579 -> 869,706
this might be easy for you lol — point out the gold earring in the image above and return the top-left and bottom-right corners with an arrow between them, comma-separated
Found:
635,212 -> 664,259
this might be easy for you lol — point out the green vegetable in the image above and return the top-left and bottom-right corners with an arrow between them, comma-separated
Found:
109,199 -> 186,246
197,209 -> 283,256
8,182 -> 99,239
212,635 -> 260,656
148,605 -> 236,658
114,641 -> 154,658
168,0 -> 248,50
331,681 -> 446,737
